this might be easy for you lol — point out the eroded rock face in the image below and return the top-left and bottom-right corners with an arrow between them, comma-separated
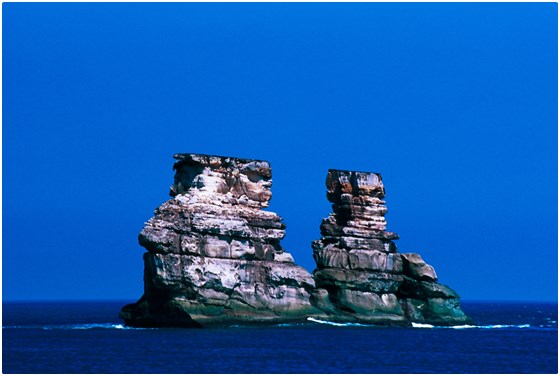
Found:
120,153 -> 321,327
120,156 -> 471,327
311,169 -> 471,325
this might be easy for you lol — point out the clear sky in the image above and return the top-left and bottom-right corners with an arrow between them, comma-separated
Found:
3,3 -> 557,302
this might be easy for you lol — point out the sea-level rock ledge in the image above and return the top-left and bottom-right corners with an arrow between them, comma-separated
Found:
120,153 -> 471,327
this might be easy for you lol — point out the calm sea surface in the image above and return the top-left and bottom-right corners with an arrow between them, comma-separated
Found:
2,301 -> 557,373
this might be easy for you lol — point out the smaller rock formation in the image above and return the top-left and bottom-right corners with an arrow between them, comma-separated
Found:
120,153 -> 321,327
311,169 -> 471,325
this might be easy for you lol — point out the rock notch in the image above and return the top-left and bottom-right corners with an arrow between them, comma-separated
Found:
119,153 -> 320,327
310,169 -> 471,325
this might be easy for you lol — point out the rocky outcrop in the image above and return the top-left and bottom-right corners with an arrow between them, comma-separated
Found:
311,169 -> 471,325
120,153 -> 321,327
120,155 -> 471,328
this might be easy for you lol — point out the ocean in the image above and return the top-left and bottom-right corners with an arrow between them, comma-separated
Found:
2,301 -> 557,374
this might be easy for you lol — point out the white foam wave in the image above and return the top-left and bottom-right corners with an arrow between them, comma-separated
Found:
4,321 -> 538,331
306,317 -> 372,327
411,323 -> 531,329
450,325 -> 477,329
481,324 -> 530,329
411,322 -> 434,328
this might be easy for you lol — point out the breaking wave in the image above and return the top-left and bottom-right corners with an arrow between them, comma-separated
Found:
4,321 -> 544,330
306,317 -> 374,327
411,322 -> 434,328
306,319 -> 534,329
412,322 -> 532,329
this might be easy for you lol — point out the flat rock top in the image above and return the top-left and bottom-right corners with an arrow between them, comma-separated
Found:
173,153 -> 272,179
173,153 -> 269,166
328,168 -> 382,176
326,169 -> 385,199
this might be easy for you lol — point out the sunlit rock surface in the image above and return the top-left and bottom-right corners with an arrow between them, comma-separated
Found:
120,155 -> 471,327
310,169 -> 472,325
120,153 -> 321,327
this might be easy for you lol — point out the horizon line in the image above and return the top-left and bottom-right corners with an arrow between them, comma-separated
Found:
3,298 -> 558,304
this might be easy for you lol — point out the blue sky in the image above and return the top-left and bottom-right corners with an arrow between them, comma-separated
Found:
3,3 -> 557,301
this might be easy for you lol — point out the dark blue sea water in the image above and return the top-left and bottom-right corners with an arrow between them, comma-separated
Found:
2,301 -> 557,373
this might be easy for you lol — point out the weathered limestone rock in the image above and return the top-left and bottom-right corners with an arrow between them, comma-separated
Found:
120,153 -> 321,327
401,253 -> 437,282
121,156 -> 471,327
311,169 -> 472,325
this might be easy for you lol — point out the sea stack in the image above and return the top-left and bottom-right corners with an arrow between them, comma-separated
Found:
120,154 -> 471,327
310,169 -> 471,325
119,153 -> 320,327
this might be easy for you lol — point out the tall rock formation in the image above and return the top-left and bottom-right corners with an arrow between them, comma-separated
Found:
120,154 -> 471,328
311,169 -> 471,325
120,153 -> 320,327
